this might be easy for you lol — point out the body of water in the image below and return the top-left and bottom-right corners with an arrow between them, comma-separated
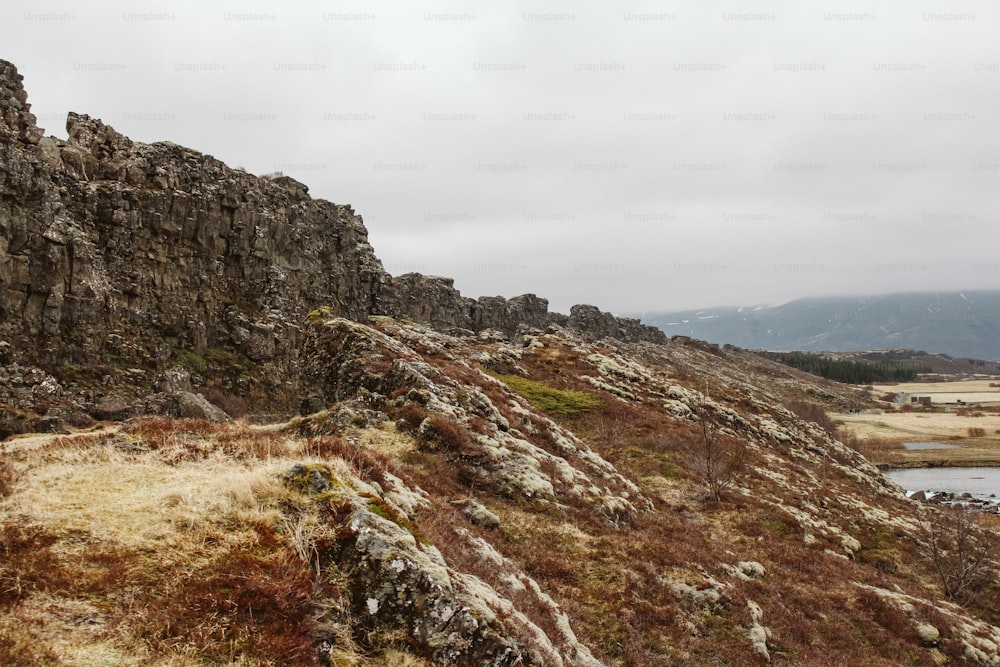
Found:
901,442 -> 960,451
884,467 -> 1000,504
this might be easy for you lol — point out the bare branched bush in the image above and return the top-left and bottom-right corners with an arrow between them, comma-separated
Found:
691,408 -> 748,501
588,403 -> 640,446
923,506 -> 995,606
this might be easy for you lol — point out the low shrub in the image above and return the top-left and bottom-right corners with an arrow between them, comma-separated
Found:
854,589 -> 917,643
122,417 -> 220,448
120,418 -> 287,462
0,613 -> 61,666
393,402 -> 430,433
132,532 -> 319,665
0,524 -> 61,605
306,436 -> 396,487
215,425 -> 289,460
418,415 -> 476,454
586,403 -> 644,446
786,400 -> 837,434
0,459 -> 17,498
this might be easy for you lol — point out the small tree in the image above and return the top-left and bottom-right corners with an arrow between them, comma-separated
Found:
691,407 -> 748,501
923,505 -> 995,606
589,403 -> 639,447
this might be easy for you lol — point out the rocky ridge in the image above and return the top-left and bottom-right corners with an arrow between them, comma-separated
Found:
1,58 -> 662,430
4,313 -> 998,665
2,59 -> 999,666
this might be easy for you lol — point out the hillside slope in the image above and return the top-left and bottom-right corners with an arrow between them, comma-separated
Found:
3,57 -> 999,666
3,316 -> 998,666
639,292 -> 1000,361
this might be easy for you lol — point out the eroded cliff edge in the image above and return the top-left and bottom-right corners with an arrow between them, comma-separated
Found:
0,59 -> 662,422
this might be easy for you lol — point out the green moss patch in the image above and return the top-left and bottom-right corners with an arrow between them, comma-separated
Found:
487,371 -> 601,416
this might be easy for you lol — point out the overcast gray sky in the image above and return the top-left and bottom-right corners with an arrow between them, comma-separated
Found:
3,0 -> 998,314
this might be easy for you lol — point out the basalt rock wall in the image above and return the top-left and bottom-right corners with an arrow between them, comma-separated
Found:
384,273 -> 665,343
1,61 -> 388,380
1,59 -> 663,414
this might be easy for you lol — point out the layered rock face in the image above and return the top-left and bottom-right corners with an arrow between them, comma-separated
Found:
1,60 -> 387,377
564,304 -> 666,344
383,273 -> 665,343
0,59 -> 663,417
383,273 -> 551,336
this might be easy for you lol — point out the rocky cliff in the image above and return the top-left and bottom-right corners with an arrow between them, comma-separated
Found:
3,60 -> 999,667
384,273 -> 665,344
1,60 -> 386,372
0,59 -> 663,423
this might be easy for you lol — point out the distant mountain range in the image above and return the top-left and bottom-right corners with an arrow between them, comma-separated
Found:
636,291 -> 1000,361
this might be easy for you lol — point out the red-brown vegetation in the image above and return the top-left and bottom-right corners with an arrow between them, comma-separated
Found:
417,414 -> 477,454
306,435 -> 398,487
0,519 -> 321,665
133,534 -> 319,664
391,401 -> 431,433
786,399 -> 837,434
0,458 -> 17,498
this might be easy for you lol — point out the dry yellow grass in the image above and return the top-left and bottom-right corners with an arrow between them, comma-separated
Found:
1,425 -> 335,664
4,428 -> 299,549
871,379 -> 1000,406
352,420 -> 416,460
835,411 -> 1000,442
834,386 -> 1000,465
0,417 -> 437,666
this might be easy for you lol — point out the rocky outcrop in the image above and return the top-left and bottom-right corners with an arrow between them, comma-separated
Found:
302,316 -> 648,516
384,272 -> 664,343
0,59 -> 664,421
566,304 -> 667,344
1,65 -> 388,376
3,63 -> 392,406
383,274 -> 474,332
385,273 -> 549,336
0,60 -> 43,145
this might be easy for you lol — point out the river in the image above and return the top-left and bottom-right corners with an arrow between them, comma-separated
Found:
884,466 -> 1000,509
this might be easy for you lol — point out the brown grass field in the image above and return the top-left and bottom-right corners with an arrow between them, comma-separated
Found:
834,380 -> 1000,466
871,379 -> 1000,406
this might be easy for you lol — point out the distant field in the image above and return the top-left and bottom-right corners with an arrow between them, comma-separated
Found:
835,410 -> 1000,441
871,380 -> 1000,406
834,379 -> 1000,465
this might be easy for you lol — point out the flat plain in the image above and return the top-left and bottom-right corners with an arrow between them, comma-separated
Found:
835,380 -> 1000,466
